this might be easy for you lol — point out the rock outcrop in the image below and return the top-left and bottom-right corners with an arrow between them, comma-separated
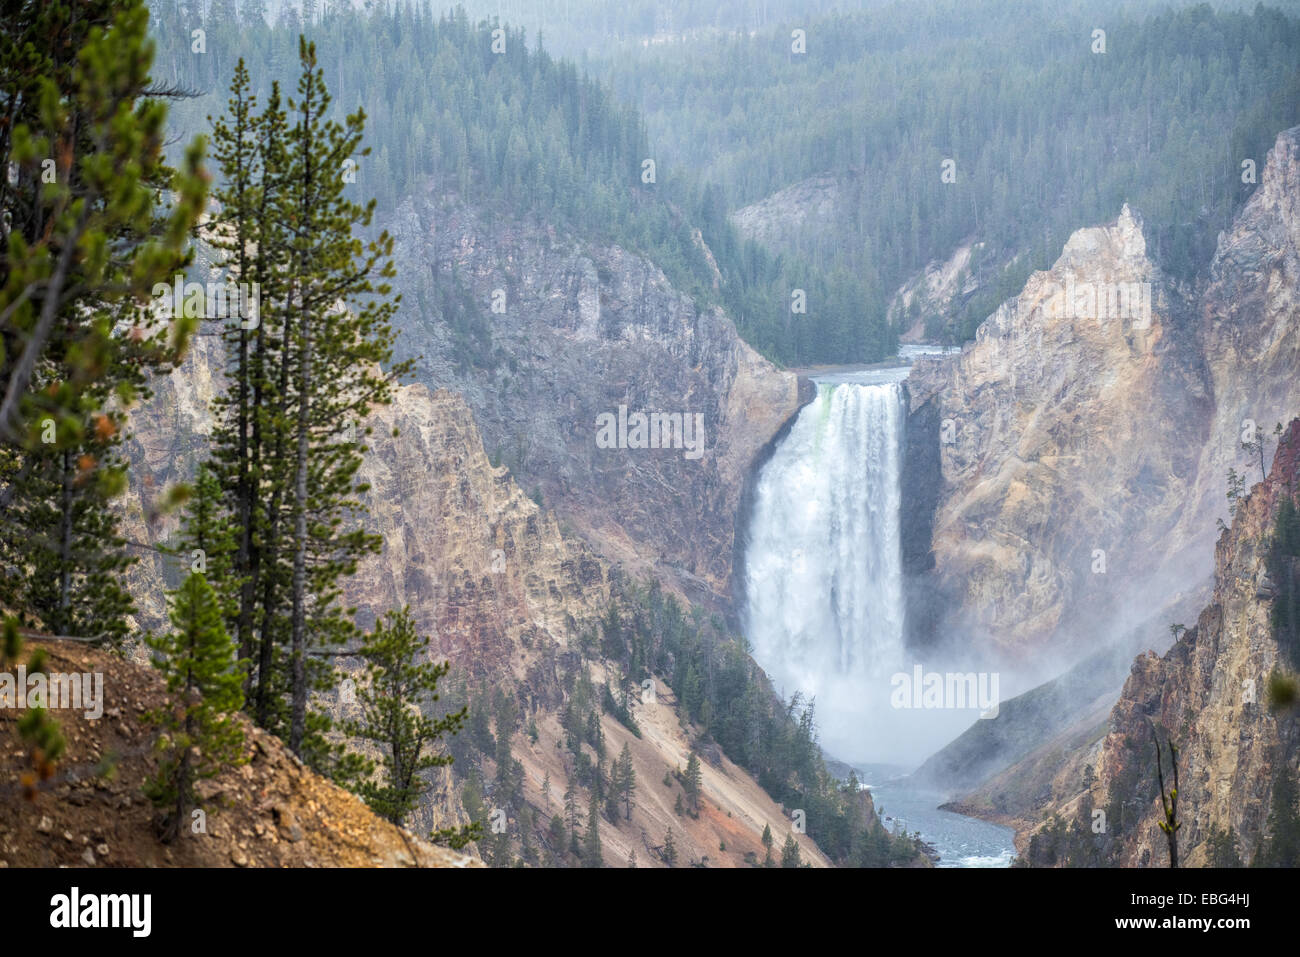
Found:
901,128 -> 1300,805
385,195 -> 802,610
1015,420 -> 1300,867
906,203 -> 1210,663
730,172 -> 855,252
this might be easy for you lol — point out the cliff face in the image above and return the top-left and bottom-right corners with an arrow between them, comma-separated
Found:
344,384 -> 611,689
1172,127 -> 1300,553
902,128 -> 1300,803
1022,421 -> 1300,867
906,204 -> 1210,662
730,172 -> 855,252
906,127 -> 1300,668
384,195 -> 802,610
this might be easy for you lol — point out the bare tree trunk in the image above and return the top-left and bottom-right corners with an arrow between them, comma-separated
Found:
288,303 -> 311,755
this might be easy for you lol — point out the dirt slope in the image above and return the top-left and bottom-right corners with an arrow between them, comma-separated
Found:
0,641 -> 479,868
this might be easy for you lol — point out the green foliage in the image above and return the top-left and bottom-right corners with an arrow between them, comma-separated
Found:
335,607 -> 467,827
661,827 -> 677,867
613,742 -> 636,820
780,833 -> 802,868
1257,770 -> 1300,867
144,571 -> 247,843
1206,825 -> 1243,868
593,580 -> 924,864
152,4 -> 892,368
431,821 -> 485,851
202,45 -> 411,757
606,1 -> 1300,344
582,791 -> 602,867
1270,494 -> 1300,670
683,750 -> 703,816
0,0 -> 207,648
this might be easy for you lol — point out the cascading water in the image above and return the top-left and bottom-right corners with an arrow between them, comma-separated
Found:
743,371 -> 909,764
743,353 -> 1017,865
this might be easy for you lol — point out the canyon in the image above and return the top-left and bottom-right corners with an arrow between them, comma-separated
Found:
111,109 -> 1300,867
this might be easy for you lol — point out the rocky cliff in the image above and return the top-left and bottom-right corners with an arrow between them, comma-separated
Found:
1011,420 -> 1300,867
384,194 -> 802,611
906,203 -> 1211,664
116,324 -> 828,867
902,127 -> 1300,800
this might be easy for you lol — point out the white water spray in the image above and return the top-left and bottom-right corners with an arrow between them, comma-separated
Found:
744,378 -> 910,762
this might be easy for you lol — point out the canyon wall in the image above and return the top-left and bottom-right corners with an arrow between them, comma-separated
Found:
114,210 -> 823,865
905,127 -> 1300,676
905,203 -> 1210,666
384,196 -> 803,610
1009,420 -> 1300,866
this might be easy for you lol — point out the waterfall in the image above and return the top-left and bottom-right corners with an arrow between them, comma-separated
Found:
743,379 -> 909,762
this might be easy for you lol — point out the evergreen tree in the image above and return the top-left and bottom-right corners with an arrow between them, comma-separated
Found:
0,0 -> 205,645
547,813 -> 567,865
144,570 -> 246,843
684,750 -> 703,816
279,38 -> 410,756
336,607 -> 467,826
1205,825 -> 1243,868
204,43 -> 411,759
780,833 -> 802,868
1259,771 -> 1300,867
614,742 -> 637,819
662,828 -> 677,867
583,791 -> 603,867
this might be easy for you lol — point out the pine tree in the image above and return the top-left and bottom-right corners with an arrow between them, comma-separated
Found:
336,607 -> 467,826
583,791 -> 602,867
614,741 -> 637,819
207,59 -> 267,682
684,750 -> 703,816
144,570 -> 247,843
780,833 -> 802,868
662,828 -> 677,867
0,0 -> 205,452
205,44 -> 410,759
0,0 -> 205,647
548,813 -> 567,864
1205,825 -> 1242,868
279,37 -> 410,756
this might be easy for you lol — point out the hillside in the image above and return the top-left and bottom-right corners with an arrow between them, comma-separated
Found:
610,0 -> 1300,343
0,639 -> 479,868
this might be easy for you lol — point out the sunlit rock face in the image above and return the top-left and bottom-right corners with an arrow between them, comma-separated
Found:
906,203 -> 1210,664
